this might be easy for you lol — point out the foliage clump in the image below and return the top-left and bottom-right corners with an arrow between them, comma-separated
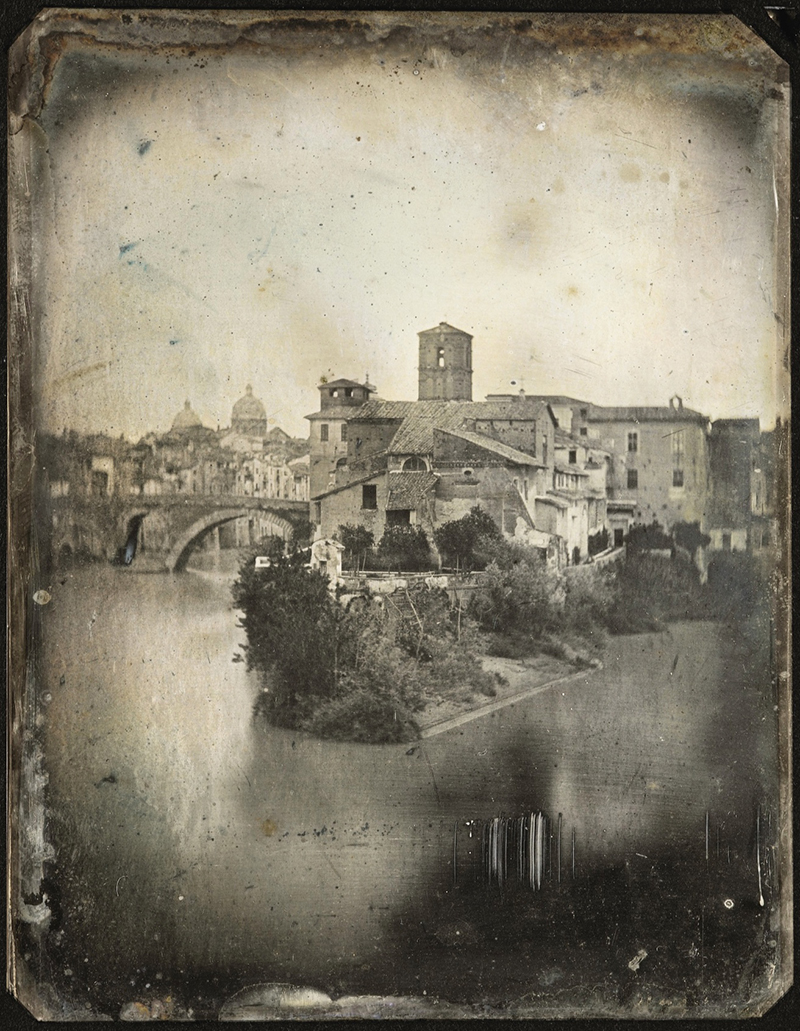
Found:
376,524 -> 431,571
233,557 -> 493,743
434,506 -> 504,571
338,523 -> 375,572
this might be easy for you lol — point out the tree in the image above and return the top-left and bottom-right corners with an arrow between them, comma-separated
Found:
338,523 -> 375,571
256,535 -> 286,562
433,506 -> 503,571
232,558 -> 340,725
672,521 -> 711,556
376,525 -> 431,571
291,519 -> 314,551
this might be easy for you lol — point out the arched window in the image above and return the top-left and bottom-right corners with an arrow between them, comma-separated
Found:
402,456 -> 428,472
437,347 -> 445,368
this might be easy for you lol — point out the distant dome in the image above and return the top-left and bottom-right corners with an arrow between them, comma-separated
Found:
171,399 -> 203,430
231,384 -> 267,436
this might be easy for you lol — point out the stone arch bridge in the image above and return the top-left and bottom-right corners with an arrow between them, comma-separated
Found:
51,494 -> 309,573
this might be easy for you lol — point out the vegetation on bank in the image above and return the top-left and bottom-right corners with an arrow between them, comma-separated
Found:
234,514 -> 773,742
232,552 -> 498,743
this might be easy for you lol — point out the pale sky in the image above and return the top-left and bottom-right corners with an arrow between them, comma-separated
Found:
27,13 -> 789,440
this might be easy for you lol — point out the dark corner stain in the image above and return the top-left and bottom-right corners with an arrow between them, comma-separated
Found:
137,139 -> 153,156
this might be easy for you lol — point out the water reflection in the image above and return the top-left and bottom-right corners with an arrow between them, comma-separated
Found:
38,563 -> 776,991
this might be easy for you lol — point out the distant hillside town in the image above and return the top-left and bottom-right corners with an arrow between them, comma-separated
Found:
39,323 -> 782,570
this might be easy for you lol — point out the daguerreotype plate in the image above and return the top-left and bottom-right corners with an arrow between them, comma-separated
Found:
7,7 -> 793,1021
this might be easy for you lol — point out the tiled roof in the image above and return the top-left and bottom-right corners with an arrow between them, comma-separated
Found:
311,471 -> 381,501
351,398 -> 554,456
319,378 -> 370,390
526,395 -> 592,407
588,405 -> 708,424
535,493 -> 570,510
418,322 -> 471,335
386,471 -> 439,510
437,428 -> 543,467
305,406 -> 364,421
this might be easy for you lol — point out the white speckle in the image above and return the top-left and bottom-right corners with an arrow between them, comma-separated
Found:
536,122 -> 546,131
723,898 -> 734,909
178,894 -> 185,901
33,590 -> 51,605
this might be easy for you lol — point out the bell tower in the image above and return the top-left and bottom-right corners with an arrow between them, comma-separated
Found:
417,322 -> 473,401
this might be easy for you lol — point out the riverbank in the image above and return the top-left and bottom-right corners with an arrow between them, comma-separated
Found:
417,653 -> 588,737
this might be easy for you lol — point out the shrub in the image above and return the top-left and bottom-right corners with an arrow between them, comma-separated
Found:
338,523 -> 375,571
233,558 -> 495,742
434,506 -> 503,571
303,688 -> 420,743
232,558 -> 340,725
376,524 -> 432,571
627,521 -> 673,552
588,527 -> 609,556
673,521 -> 711,556
470,557 -> 558,637
562,569 -> 616,634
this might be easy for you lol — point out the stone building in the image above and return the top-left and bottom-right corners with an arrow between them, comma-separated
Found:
418,322 -> 473,401
305,377 -> 376,498
310,324 -> 583,563
584,396 -> 712,533
707,418 -> 774,553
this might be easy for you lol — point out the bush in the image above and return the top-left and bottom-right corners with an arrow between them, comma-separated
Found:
604,552 -> 710,633
588,527 -> 609,556
338,523 -> 375,572
562,570 -> 615,634
233,558 -> 495,742
232,557 -> 340,725
470,557 -> 559,637
627,521 -> 673,552
376,524 -> 432,571
434,507 -> 503,571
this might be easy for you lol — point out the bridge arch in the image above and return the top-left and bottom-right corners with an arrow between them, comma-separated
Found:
166,508 -> 296,573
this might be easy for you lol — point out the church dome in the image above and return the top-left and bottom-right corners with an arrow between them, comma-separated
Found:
171,399 -> 203,430
231,384 -> 267,436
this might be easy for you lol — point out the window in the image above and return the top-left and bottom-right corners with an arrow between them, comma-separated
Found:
313,501 -> 322,523
340,423 -> 348,442
722,532 -> 731,552
671,429 -> 684,488
569,450 -> 577,464
627,469 -> 638,489
90,470 -> 109,497
319,424 -> 329,442
627,431 -> 638,453
462,468 -> 473,479
437,347 -> 445,368
362,484 -> 377,510
580,408 -> 587,419
579,427 -> 587,436
344,388 -> 353,398
402,456 -> 427,471
387,509 -> 411,525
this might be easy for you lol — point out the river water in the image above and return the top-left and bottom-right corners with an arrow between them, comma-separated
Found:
36,558 -> 779,1003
